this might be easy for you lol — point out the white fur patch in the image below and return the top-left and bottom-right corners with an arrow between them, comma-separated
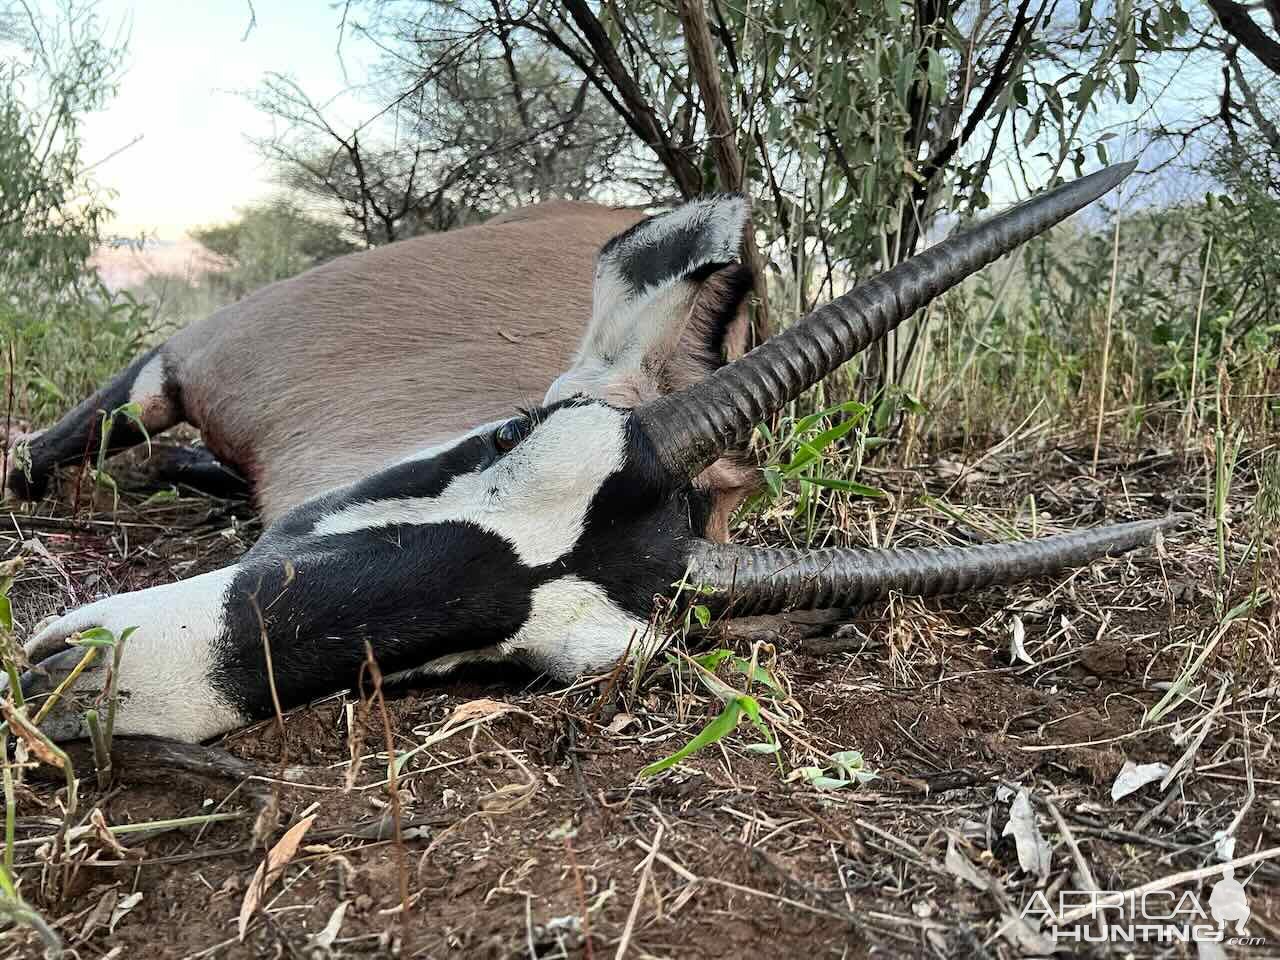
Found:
503,575 -> 651,679
127,353 -> 175,428
384,643 -> 507,683
311,404 -> 629,566
593,195 -> 747,313
25,567 -> 245,741
544,282 -> 694,407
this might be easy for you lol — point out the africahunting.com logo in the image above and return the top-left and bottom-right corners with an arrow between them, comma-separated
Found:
1021,864 -> 1266,947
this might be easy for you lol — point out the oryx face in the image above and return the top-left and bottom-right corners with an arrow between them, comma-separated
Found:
20,164 -> 1179,744
20,398 -> 701,741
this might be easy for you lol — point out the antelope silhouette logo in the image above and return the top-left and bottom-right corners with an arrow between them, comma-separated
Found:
1209,865 -> 1250,936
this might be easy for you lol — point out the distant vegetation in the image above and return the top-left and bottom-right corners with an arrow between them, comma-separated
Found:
0,2 -> 151,425
122,199 -> 358,338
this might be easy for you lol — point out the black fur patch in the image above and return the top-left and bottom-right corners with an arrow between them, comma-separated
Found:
694,263 -> 756,363
563,417 -> 702,614
130,445 -> 250,499
211,521 -> 546,719
598,195 -> 745,297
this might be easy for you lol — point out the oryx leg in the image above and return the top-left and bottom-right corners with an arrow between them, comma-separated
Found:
6,346 -> 185,500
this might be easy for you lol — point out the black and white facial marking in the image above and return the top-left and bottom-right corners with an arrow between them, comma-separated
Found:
21,398 -> 705,741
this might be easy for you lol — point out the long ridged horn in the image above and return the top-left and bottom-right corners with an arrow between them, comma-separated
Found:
636,162 -> 1137,477
685,515 -> 1182,616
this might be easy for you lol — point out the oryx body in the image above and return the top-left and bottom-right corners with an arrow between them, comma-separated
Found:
8,200 -> 757,531
7,202 -> 639,519
12,164 -> 1186,744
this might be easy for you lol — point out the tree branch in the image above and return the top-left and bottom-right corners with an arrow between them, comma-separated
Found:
677,0 -> 770,343
1208,0 -> 1280,75
558,0 -> 702,196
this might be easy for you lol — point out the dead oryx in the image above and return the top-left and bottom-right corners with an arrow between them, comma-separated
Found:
11,162 -> 1183,742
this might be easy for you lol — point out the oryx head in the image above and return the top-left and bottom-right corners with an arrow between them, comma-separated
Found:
17,162 -> 1183,743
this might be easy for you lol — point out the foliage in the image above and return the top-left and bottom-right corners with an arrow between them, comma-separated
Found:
249,3 -> 642,244
0,1 -> 151,425
945,176 -> 1280,433
327,2 -> 1198,388
639,649 -> 780,778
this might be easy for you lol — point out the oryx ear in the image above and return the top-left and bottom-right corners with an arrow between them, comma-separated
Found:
545,195 -> 754,407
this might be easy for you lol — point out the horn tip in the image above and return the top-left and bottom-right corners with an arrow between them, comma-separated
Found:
1089,159 -> 1139,194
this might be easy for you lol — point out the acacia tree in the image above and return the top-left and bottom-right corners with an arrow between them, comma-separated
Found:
1174,1 -> 1279,191
250,2 -> 644,246
261,2 -> 1270,397
434,1 -> 1189,386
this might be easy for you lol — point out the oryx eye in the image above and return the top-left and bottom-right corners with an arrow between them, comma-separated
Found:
493,417 -> 530,453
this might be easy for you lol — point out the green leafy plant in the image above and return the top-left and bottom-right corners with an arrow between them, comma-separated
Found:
69,626 -> 135,787
751,400 -> 886,543
787,751 -> 877,791
91,401 -> 150,510
640,650 -> 779,778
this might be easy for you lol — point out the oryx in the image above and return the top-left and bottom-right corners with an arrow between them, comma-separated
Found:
14,163 -> 1182,742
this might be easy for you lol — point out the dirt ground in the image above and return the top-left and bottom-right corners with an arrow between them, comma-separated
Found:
1,436 -> 1277,959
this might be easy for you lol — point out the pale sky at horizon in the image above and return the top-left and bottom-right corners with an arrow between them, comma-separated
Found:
73,0 -> 373,241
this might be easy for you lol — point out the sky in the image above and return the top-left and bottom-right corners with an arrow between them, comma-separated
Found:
71,0 -> 372,241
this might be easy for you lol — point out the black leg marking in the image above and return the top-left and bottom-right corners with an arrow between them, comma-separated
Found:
6,347 -> 178,500
124,444 -> 250,500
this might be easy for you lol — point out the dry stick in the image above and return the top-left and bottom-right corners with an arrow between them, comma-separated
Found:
615,823 -> 663,960
2,340 -> 13,487
359,642 -> 409,949
1055,846 -> 1280,925
1044,797 -> 1106,940
1183,234 -> 1214,439
246,585 -> 288,766
1091,217 -> 1122,475
31,646 -> 98,725
565,833 -> 595,960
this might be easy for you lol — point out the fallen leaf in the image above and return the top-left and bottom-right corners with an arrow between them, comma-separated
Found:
238,814 -> 316,940
1,702 -> 64,769
309,901 -> 349,950
1000,910 -> 1056,956
77,888 -> 117,941
605,712 -> 636,735
449,697 -> 515,723
945,836 -> 1055,954
945,837 -> 990,892
1008,615 -> 1035,665
89,808 -> 140,860
109,892 -> 143,934
1110,760 -> 1170,801
1002,790 -> 1051,878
